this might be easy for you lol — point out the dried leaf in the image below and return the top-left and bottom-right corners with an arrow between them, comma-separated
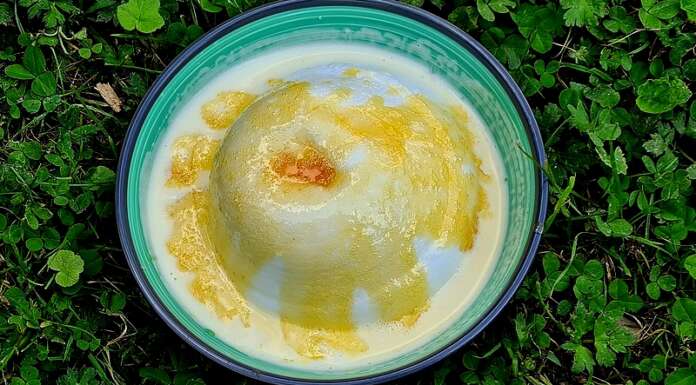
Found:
94,82 -> 122,112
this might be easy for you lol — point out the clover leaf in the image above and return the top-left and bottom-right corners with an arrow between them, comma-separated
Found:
31,72 -> 56,97
117,0 -> 165,34
4,64 -> 34,80
48,250 -> 84,287
511,4 -> 563,54
608,279 -> 644,312
683,0 -> 696,20
636,78 -> 692,114
640,0 -> 681,28
673,298 -> 696,322
586,85 -> 621,108
666,368 -> 696,385
685,254 -> 696,279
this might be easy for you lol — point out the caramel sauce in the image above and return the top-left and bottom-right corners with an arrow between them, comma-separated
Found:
200,91 -> 255,130
270,146 -> 336,187
166,191 -> 250,324
166,135 -> 219,187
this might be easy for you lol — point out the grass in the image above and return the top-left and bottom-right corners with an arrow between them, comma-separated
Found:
1,0 -> 695,384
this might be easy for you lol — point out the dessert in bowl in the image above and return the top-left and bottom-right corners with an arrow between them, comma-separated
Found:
116,1 -> 547,383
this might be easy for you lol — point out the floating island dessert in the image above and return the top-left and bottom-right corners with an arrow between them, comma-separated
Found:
145,48 -> 505,368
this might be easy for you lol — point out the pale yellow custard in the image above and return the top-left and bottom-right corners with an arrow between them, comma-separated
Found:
143,43 -> 506,370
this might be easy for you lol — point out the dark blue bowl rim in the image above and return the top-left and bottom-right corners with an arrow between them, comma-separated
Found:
115,0 -> 549,384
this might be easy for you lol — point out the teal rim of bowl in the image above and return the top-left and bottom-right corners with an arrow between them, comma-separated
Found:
115,0 -> 548,384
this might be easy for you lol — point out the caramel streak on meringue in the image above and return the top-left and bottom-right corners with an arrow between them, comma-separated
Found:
167,191 -> 250,324
200,91 -> 256,130
166,135 -> 220,187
